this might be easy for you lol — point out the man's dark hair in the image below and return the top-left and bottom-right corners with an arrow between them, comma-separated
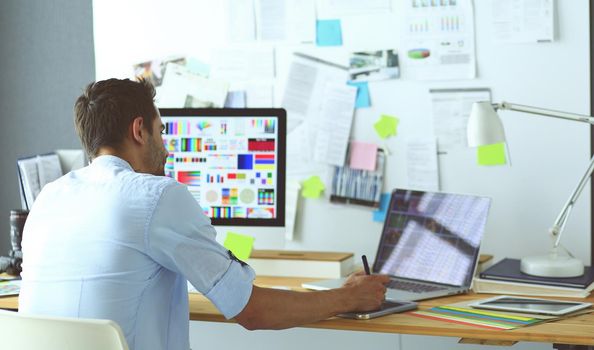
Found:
74,78 -> 157,159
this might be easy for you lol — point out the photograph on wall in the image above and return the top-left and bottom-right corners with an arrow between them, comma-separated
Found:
348,49 -> 400,81
132,56 -> 186,86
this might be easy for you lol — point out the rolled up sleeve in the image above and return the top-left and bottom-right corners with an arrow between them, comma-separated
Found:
147,182 -> 256,319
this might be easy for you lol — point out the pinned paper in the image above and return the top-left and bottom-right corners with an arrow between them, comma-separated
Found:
478,143 -> 507,166
224,91 -> 246,108
349,141 -> 378,171
223,232 -> 255,261
301,175 -> 325,198
186,57 -> 210,77
347,81 -> 371,108
374,114 -> 399,139
316,19 -> 343,46
373,193 -> 391,222
285,180 -> 301,241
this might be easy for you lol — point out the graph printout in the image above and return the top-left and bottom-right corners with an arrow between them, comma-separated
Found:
162,116 -> 279,220
376,190 -> 490,286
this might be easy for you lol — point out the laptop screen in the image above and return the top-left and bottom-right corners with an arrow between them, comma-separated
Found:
373,189 -> 491,287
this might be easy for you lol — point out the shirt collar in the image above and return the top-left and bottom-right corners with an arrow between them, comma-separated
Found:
90,155 -> 134,171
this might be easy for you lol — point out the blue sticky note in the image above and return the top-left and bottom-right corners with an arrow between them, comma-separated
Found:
316,20 -> 343,47
347,81 -> 371,108
373,193 -> 390,222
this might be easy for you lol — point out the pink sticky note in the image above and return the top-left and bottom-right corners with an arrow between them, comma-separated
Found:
349,141 -> 378,171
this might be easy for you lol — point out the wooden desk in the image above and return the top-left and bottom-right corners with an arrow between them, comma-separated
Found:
2,276 -> 594,347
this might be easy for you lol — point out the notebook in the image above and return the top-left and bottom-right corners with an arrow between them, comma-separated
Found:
479,258 -> 594,289
302,189 -> 491,301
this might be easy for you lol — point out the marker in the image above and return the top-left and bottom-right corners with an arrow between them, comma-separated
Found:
362,255 -> 371,275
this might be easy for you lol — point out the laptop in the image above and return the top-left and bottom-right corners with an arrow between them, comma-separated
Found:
302,189 -> 491,301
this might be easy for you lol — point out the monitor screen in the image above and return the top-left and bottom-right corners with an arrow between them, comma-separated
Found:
373,189 -> 490,287
159,108 -> 286,226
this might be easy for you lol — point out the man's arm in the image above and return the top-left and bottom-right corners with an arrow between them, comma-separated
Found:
234,272 -> 390,330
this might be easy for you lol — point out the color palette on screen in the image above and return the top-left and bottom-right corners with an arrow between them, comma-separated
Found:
165,121 -> 192,135
255,154 -> 275,170
221,188 -> 238,205
210,206 -> 232,218
258,189 -> 275,205
180,138 -> 202,152
177,171 -> 201,186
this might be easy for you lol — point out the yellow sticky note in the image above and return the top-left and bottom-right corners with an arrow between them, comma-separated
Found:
374,114 -> 399,139
223,232 -> 255,261
477,143 -> 507,166
301,176 -> 325,199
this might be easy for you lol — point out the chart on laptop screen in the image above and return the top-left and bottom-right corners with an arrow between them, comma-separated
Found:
161,115 -> 280,221
375,190 -> 490,286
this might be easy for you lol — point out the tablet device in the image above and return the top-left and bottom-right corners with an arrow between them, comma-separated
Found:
469,295 -> 592,316
337,300 -> 418,320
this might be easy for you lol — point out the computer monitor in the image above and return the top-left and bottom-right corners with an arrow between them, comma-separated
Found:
159,108 -> 286,227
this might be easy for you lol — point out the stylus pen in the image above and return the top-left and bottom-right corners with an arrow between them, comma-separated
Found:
362,255 -> 371,275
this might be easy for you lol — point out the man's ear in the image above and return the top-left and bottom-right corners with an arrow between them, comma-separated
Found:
130,116 -> 146,145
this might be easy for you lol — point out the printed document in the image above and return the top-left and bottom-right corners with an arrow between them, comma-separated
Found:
406,137 -> 439,191
431,88 -> 491,153
313,83 -> 357,166
401,0 -> 476,80
492,0 -> 554,43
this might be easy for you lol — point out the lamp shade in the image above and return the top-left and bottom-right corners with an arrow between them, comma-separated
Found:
467,101 -> 506,147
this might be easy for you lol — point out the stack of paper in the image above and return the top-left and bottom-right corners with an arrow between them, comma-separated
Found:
411,305 -> 545,330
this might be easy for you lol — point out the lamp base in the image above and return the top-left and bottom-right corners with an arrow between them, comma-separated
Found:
520,253 -> 584,278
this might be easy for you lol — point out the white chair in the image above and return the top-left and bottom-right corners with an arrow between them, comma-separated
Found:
0,309 -> 129,350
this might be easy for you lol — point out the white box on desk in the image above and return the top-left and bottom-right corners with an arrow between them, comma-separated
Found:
247,250 -> 355,278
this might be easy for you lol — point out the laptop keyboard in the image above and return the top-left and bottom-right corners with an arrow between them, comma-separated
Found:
387,280 -> 448,293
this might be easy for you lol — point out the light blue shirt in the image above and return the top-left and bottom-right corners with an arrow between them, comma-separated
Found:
19,155 -> 255,350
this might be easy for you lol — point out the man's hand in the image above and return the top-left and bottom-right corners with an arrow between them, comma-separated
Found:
234,271 -> 390,330
340,271 -> 390,312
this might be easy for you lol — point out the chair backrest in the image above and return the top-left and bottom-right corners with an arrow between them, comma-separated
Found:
0,309 -> 129,350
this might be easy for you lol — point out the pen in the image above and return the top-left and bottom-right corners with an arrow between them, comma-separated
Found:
362,255 -> 371,275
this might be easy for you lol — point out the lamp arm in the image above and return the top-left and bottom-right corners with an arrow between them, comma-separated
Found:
497,102 -> 594,125
490,101 -> 594,248
550,153 -> 594,247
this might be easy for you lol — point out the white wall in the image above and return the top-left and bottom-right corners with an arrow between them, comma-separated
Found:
0,0 -> 94,254
93,1 -> 590,349
282,0 -> 592,267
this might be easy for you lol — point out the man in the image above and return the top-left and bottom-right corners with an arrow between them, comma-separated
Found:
19,78 -> 389,350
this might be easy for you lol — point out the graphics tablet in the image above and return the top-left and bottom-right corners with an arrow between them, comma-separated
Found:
469,295 -> 592,316
337,300 -> 417,320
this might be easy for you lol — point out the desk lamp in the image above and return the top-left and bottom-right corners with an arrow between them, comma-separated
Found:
467,101 -> 593,278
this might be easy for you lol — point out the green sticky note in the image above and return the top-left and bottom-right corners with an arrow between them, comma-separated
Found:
223,232 -> 255,261
374,114 -> 399,139
477,143 -> 507,166
301,176 -> 325,199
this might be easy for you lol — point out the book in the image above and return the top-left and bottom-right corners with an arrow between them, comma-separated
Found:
246,250 -> 354,278
17,150 -> 86,210
480,258 -> 594,289
0,280 -> 20,297
472,277 -> 593,298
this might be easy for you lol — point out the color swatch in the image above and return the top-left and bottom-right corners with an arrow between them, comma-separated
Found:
177,171 -> 201,186
180,138 -> 202,152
